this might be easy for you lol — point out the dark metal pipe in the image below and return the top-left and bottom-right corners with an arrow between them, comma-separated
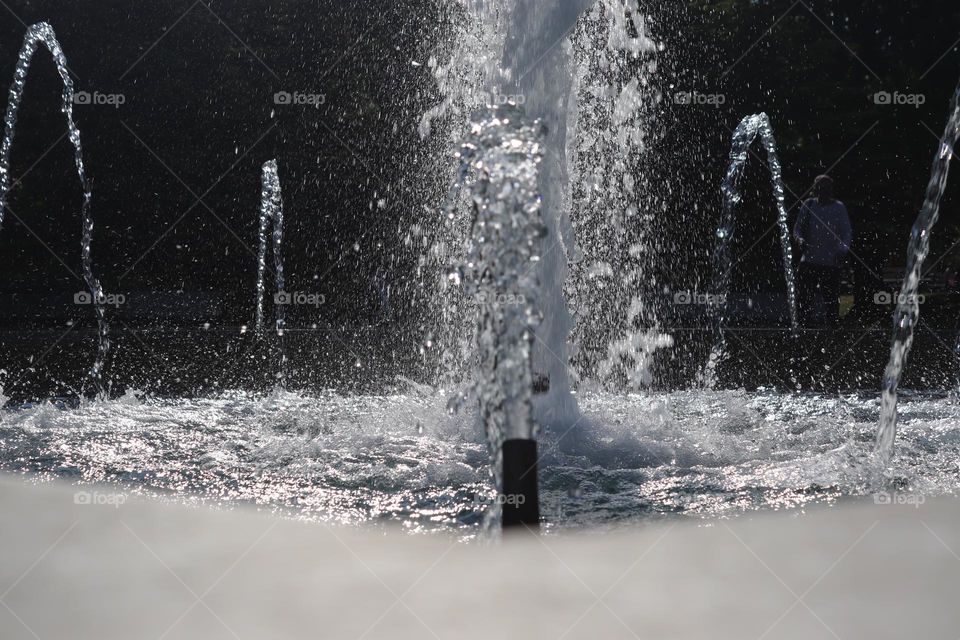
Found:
501,439 -> 540,529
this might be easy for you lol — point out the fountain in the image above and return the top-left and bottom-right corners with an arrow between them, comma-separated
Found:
876,83 -> 960,463
253,159 -> 286,385
421,1 -> 661,525
499,0 -> 662,424
702,113 -> 798,387
0,7 -> 959,547
0,23 -> 110,397
424,0 -> 658,429
254,159 -> 285,337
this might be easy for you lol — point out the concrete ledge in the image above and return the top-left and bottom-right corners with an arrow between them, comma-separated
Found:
1,475 -> 958,639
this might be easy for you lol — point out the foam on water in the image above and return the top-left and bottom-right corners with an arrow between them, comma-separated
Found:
2,389 -> 957,537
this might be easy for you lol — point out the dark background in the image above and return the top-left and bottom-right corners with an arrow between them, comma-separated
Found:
661,0 -> 960,301
0,0 -> 959,396
0,0 -> 447,320
653,0 -> 960,389
0,0 -> 456,396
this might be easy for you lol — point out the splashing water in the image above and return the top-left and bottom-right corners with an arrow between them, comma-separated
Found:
416,2 -> 513,388
567,1 -> 661,386
876,85 -> 960,464
1,15 -> 959,539
446,103 -> 545,487
3,388 -> 959,536
702,113 -> 798,387
597,297 -> 674,392
0,23 -> 110,397
418,2 -> 510,143
497,0 -> 588,429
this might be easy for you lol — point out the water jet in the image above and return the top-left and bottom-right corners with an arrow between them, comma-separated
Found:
253,159 -> 286,386
703,113 -> 798,387
447,102 -> 546,529
876,83 -> 960,463
0,23 -> 110,397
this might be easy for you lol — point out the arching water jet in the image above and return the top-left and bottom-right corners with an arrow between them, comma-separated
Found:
0,22 -> 110,397
703,113 -> 798,388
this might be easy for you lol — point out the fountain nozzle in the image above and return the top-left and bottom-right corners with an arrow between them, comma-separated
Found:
501,439 -> 540,530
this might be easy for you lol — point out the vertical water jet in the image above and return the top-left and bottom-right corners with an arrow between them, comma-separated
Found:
447,103 -> 545,527
423,0 -> 658,406
253,159 -> 286,385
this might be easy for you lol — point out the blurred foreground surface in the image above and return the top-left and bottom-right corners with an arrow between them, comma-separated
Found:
0,475 -> 958,639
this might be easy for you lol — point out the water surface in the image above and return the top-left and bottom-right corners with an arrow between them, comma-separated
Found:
1,388 -> 957,538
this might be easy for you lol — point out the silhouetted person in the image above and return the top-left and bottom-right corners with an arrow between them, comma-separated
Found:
793,175 -> 852,327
